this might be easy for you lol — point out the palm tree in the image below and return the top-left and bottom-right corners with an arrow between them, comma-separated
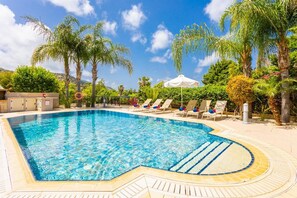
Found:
172,24 -> 257,118
231,0 -> 297,123
254,78 -> 282,126
70,25 -> 90,107
253,66 -> 283,125
86,22 -> 133,107
138,76 -> 151,88
118,85 -> 124,96
26,16 -> 79,108
172,24 -> 254,77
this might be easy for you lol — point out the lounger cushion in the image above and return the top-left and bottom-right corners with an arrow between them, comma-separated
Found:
153,105 -> 160,109
209,109 -> 215,114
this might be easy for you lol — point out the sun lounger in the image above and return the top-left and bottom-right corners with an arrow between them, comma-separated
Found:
151,99 -> 173,113
202,100 -> 227,121
174,100 -> 197,117
144,99 -> 163,112
186,100 -> 211,118
130,98 -> 152,111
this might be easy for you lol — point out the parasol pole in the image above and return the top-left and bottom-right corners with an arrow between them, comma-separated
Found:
181,86 -> 183,107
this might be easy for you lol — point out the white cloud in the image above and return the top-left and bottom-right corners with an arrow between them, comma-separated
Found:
0,4 -> 74,75
204,0 -> 234,22
96,0 -> 103,5
110,67 -> 117,74
0,4 -> 44,70
194,52 -> 219,73
102,20 -> 117,36
82,70 -> 92,77
164,49 -> 172,59
156,77 -> 171,83
42,61 -> 65,74
194,67 -> 203,74
150,49 -> 172,64
121,4 -> 146,30
110,82 -> 118,89
192,57 -> 197,63
131,32 -> 147,44
46,0 -> 94,16
150,56 -> 167,64
147,24 -> 173,53
198,52 -> 219,67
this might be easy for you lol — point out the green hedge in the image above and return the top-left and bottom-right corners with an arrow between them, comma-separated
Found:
157,85 -> 236,111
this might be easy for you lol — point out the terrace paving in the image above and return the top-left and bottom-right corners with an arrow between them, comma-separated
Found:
0,106 -> 297,197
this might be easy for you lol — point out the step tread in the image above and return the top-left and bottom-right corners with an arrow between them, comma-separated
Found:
188,142 -> 232,174
177,141 -> 220,173
170,142 -> 211,171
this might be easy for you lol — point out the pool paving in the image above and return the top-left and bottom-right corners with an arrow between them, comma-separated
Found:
1,107 -> 297,197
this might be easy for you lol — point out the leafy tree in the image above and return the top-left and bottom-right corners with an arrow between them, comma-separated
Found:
85,22 -> 133,107
0,71 -> 13,91
153,81 -> 164,89
12,66 -> 59,92
202,60 -> 240,85
142,87 -> 160,101
226,75 -> 255,117
26,16 -> 80,108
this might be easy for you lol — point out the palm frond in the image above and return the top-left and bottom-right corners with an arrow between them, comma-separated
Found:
23,16 -> 53,41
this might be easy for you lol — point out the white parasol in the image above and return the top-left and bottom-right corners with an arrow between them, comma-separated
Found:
164,74 -> 199,107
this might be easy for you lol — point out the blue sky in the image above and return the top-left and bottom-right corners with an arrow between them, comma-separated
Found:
0,0 -> 235,89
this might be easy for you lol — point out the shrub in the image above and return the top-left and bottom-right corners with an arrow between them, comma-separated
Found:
12,66 -> 59,92
59,82 -> 76,105
0,71 -> 13,91
226,75 -> 255,114
82,84 -> 92,106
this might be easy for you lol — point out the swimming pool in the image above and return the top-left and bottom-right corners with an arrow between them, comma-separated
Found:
8,110 -> 251,181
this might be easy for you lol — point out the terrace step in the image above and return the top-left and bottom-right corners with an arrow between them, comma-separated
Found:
188,142 -> 232,174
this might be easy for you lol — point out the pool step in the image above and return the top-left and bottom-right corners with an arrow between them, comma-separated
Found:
170,142 -> 211,172
188,142 -> 232,174
170,141 -> 232,174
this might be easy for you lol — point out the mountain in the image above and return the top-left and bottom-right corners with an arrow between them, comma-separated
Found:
0,67 -> 13,72
54,73 -> 90,87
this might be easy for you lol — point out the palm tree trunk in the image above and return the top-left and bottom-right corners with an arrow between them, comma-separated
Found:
76,61 -> 82,107
268,96 -> 282,126
64,55 -> 71,108
91,62 -> 98,108
278,36 -> 291,123
242,47 -> 253,118
257,47 -> 265,68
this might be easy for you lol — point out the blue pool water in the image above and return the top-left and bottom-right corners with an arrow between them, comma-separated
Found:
8,110 -> 233,181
